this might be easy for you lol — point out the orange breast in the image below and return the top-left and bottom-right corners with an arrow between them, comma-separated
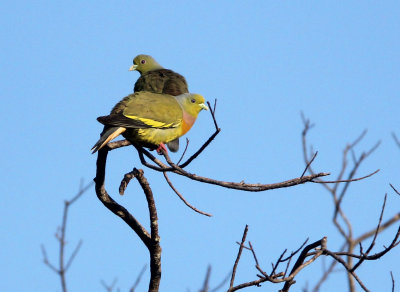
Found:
181,112 -> 196,136
181,120 -> 193,135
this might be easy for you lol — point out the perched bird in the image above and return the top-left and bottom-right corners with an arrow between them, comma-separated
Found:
129,54 -> 189,151
91,91 -> 208,153
129,54 -> 188,96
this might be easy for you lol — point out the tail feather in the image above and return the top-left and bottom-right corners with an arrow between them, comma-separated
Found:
91,126 -> 126,153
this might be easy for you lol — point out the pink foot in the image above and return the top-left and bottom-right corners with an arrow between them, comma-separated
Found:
156,143 -> 168,155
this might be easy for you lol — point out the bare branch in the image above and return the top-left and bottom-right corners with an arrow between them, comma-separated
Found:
199,265 -> 211,292
311,259 -> 337,292
65,240 -> 83,272
41,245 -> 59,274
177,138 -> 190,165
229,225 -> 249,289
301,151 -> 318,178
323,250 -> 369,292
94,150 -> 151,246
130,265 -> 147,292
161,149 -> 330,191
94,149 -> 161,291
163,172 -> 212,217
390,271 -> 395,292
355,213 -> 400,244
350,129 -> 368,149
101,278 -> 118,292
392,132 -> 400,148
351,194 -> 387,272
248,241 -> 260,267
281,238 -> 310,262
210,269 -> 232,292
312,169 -> 379,184
390,184 -> 400,196
41,180 -> 92,292
281,237 -> 327,291
270,248 -> 287,277
179,100 -> 221,168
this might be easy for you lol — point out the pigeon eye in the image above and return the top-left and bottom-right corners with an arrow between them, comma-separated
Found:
141,59 -> 146,64
191,98 -> 196,103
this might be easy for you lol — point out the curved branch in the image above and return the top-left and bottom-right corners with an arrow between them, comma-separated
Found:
94,149 -> 151,246
93,149 -> 161,291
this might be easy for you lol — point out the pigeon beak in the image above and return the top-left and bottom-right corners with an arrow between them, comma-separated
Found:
199,103 -> 209,111
129,64 -> 138,71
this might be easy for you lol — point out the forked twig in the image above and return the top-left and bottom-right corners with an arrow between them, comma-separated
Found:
41,180 -> 92,292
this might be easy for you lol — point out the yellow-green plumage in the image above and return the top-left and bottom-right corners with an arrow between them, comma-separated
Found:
91,91 -> 207,153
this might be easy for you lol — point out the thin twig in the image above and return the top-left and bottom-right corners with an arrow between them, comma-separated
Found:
177,138 -> 190,165
391,132 -> 400,148
130,265 -> 147,292
281,237 -> 327,291
270,248 -> 287,277
312,169 -> 379,184
323,250 -> 369,292
301,151 -> 318,178
199,265 -> 212,292
311,259 -> 337,292
41,180 -> 93,292
351,194 -> 387,272
41,245 -> 59,273
101,278 -> 118,292
248,241 -> 260,267
390,184 -> 400,196
354,213 -> 400,245
65,240 -> 83,271
229,225 -> 249,288
163,172 -> 212,217
179,100 -> 221,168
210,269 -> 232,292
390,271 -> 395,292
281,238 -> 309,262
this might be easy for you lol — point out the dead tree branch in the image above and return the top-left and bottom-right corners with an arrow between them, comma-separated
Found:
94,148 -> 161,292
227,222 -> 400,292
92,106 -> 393,292
229,225 -> 249,289
41,180 -> 92,292
301,114 -> 400,292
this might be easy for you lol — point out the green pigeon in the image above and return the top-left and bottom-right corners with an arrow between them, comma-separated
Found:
129,54 -> 189,151
91,91 -> 208,153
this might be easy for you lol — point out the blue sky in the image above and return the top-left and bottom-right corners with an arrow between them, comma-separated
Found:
1,1 -> 399,291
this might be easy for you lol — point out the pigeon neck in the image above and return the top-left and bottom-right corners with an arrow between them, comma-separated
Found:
181,111 -> 196,135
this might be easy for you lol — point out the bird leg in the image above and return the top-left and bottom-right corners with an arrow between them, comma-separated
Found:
156,143 -> 168,155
